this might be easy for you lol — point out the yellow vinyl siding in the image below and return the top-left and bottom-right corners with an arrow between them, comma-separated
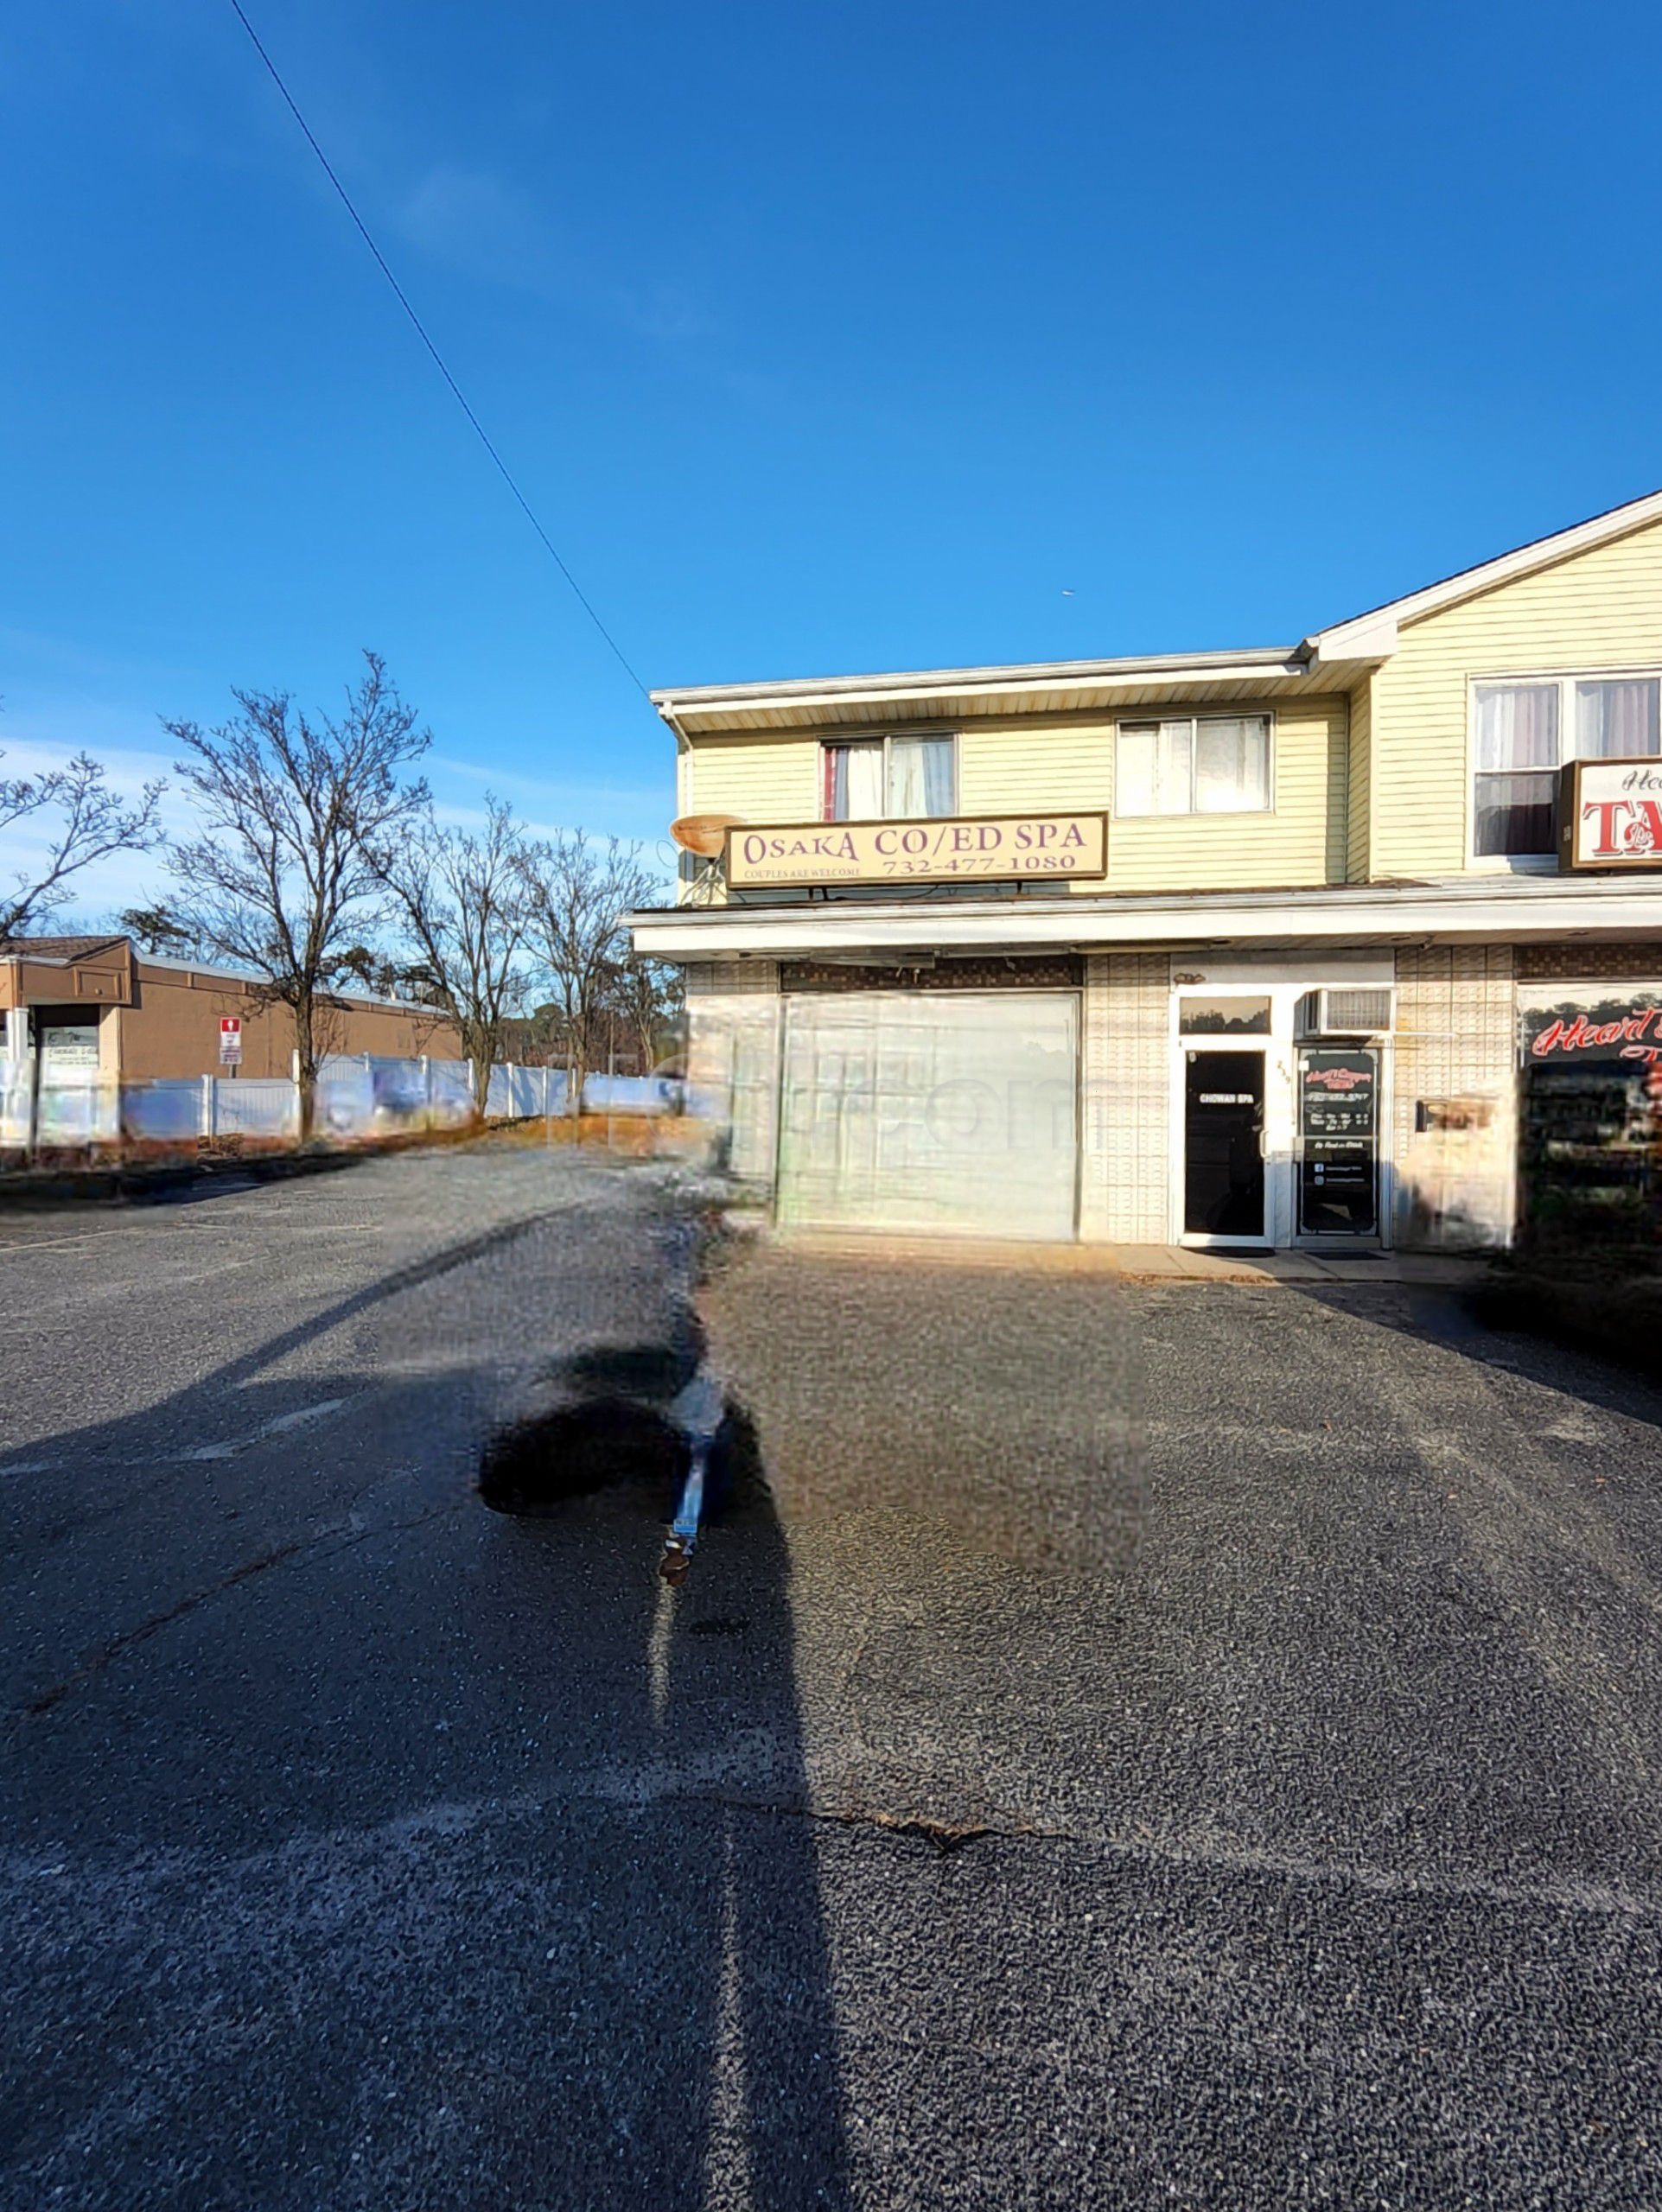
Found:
687,733 -> 822,822
684,693 -> 1348,894
1105,694 -> 1347,892
1370,515 -> 1662,878
1347,674 -> 1372,881
957,719 -> 1111,815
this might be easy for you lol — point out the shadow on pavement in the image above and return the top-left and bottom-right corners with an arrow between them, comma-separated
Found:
1285,1279 -> 1662,1430
0,1202 -> 854,2211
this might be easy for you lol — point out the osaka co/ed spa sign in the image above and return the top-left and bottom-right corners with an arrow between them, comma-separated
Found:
725,812 -> 1108,889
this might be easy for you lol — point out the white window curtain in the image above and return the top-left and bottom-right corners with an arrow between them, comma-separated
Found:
828,741 -> 885,820
1116,721 -> 1191,813
1194,717 -> 1270,811
1475,683 -> 1559,772
888,735 -> 954,817
1156,722 -> 1191,810
1474,683 -> 1559,856
1576,677 -> 1661,759
827,736 -> 953,820
1115,725 -> 1157,815
1117,716 -> 1268,816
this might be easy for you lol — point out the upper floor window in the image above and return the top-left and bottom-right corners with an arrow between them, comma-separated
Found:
1116,715 -> 1271,817
1474,674 -> 1662,856
823,734 -> 955,821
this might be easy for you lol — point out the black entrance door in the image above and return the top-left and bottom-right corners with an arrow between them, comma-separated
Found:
1184,1050 -> 1265,1236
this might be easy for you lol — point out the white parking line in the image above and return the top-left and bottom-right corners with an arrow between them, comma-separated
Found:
183,1397 -> 351,1460
0,1230 -> 134,1257
4,1395 -> 353,1478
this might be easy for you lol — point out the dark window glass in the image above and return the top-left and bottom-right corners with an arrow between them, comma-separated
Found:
1474,772 -> 1557,856
1179,995 -> 1272,1034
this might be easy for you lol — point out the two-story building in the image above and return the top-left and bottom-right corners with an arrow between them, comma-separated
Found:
629,492 -> 1662,1251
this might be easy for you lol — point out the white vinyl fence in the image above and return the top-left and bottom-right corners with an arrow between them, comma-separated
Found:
3,1052 -> 689,1159
209,1077 -> 302,1141
483,1062 -> 567,1122
585,1074 -> 682,1116
1,1055 -> 39,1147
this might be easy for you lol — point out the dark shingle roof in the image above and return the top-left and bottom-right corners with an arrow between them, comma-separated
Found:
0,933 -> 127,961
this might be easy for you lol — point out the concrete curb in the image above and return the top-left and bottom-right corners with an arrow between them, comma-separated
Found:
0,1147 -> 367,1211
755,1226 -> 1486,1289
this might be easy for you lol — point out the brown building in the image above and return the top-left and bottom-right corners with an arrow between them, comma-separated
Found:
1,936 -> 460,1085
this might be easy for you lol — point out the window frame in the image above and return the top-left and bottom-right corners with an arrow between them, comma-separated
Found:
1111,710 -> 1277,821
1466,665 -> 1662,869
819,730 -> 959,823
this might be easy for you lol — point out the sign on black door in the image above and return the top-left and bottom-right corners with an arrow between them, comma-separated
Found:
1297,1047 -> 1378,1236
1184,1051 -> 1265,1236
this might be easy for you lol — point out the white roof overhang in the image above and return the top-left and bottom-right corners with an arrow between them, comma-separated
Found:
649,648 -> 1378,736
629,877 -> 1662,962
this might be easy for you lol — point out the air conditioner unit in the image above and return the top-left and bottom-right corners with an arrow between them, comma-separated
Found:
1298,986 -> 1393,1038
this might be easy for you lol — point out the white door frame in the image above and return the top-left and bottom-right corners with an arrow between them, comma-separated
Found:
1170,1035 -> 1278,1249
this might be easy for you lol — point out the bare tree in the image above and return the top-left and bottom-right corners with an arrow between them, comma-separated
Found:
0,750 -> 165,941
518,831 -> 661,1111
163,652 -> 430,1137
608,950 -> 685,1073
371,796 -> 533,1116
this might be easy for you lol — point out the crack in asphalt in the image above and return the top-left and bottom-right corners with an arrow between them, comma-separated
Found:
19,1540 -> 318,1717
659,1791 -> 1662,1916
15,1500 -> 464,1719
10,1777 -> 1660,1924
815,1805 -> 1044,1854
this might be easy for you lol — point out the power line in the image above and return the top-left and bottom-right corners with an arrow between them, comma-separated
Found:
225,0 -> 649,700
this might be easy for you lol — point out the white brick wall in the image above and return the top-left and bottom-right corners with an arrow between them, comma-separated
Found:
1391,945 -> 1516,1249
1080,952 -> 1171,1242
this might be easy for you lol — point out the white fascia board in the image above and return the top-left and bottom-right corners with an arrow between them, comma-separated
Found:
1303,613 -> 1398,666
652,648 -> 1302,722
628,880 -> 1662,960
1309,487 -> 1662,660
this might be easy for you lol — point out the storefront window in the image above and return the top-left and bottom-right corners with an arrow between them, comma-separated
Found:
1519,994 -> 1662,1251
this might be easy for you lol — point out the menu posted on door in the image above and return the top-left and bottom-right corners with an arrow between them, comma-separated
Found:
1298,1048 -> 1378,1235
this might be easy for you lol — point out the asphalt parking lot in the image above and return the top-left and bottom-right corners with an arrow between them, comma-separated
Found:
3,1149 -> 1661,2209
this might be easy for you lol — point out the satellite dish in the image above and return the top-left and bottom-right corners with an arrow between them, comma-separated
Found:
670,813 -> 746,860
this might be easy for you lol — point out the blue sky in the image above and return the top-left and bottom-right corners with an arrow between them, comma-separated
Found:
3,0 -> 1661,914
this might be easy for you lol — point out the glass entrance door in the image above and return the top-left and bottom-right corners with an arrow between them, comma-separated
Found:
1296,1046 -> 1379,1237
1183,1048 -> 1266,1240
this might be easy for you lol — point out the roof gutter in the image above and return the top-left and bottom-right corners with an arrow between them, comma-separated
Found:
651,645 -> 1306,719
